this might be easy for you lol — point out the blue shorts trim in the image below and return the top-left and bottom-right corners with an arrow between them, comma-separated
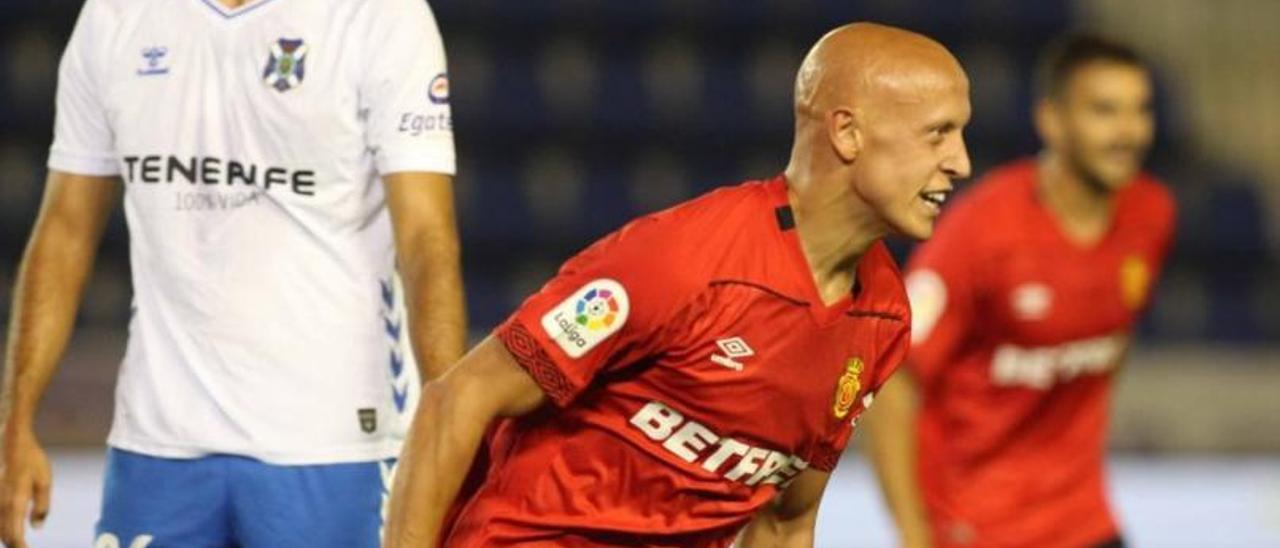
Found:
95,448 -> 393,548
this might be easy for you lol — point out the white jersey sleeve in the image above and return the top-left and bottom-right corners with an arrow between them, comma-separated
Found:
360,0 -> 456,176
48,0 -> 119,176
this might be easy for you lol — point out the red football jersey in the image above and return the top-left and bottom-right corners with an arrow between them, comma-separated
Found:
444,177 -> 912,546
905,159 -> 1176,547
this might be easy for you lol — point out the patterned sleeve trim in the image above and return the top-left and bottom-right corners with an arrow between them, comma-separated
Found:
495,319 -> 579,407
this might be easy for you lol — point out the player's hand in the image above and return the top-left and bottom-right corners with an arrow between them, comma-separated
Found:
0,428 -> 52,548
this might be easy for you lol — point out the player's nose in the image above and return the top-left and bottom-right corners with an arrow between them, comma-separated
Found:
942,136 -> 972,180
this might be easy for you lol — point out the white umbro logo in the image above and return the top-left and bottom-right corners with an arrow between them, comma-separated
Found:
711,337 -> 754,371
1010,283 -> 1053,321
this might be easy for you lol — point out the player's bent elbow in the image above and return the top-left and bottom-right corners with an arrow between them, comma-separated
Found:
419,370 -> 492,429
450,336 -> 549,417
424,352 -> 509,423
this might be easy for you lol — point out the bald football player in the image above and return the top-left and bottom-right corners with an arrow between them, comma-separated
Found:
386,22 -> 971,547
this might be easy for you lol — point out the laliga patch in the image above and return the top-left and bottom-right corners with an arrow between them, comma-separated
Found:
540,279 -> 629,358
905,269 -> 947,343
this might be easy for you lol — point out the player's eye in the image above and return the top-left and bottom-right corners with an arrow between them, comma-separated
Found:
926,122 -> 954,144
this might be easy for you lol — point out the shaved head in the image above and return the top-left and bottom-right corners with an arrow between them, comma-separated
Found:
794,22 -> 967,121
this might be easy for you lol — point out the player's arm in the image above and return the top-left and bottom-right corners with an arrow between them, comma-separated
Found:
386,214 -> 686,546
1,171 -> 119,548
383,172 -> 466,381
861,239 -> 974,548
737,469 -> 832,547
859,372 -> 932,548
384,336 -> 545,547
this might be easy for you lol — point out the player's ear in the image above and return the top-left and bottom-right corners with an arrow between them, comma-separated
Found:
828,106 -> 861,163
1033,97 -> 1061,147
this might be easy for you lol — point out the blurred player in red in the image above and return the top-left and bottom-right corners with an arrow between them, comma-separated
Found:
384,23 -> 972,547
863,35 -> 1176,548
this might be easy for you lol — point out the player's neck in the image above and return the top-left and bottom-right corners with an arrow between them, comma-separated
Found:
216,0 -> 253,9
784,170 -> 880,306
1037,153 -> 1116,246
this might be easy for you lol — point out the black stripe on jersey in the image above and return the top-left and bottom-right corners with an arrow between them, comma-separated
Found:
775,206 -> 796,231
845,309 -> 905,322
710,280 -> 906,322
709,280 -> 808,307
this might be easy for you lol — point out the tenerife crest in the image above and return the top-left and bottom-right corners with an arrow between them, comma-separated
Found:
262,38 -> 308,92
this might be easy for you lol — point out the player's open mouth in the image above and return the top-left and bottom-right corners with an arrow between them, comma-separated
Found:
920,190 -> 950,208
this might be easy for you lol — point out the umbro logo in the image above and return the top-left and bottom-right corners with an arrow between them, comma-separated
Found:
710,337 -> 754,371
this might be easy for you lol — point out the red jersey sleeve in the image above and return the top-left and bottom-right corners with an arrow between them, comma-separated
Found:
903,213 -> 982,385
495,216 -> 701,407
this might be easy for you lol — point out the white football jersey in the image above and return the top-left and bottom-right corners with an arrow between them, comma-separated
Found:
47,0 -> 452,464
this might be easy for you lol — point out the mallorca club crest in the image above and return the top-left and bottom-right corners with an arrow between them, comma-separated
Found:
262,38 -> 308,92
1120,255 -> 1151,310
832,357 -> 864,420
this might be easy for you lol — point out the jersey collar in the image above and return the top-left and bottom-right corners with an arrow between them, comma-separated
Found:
195,0 -> 282,20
